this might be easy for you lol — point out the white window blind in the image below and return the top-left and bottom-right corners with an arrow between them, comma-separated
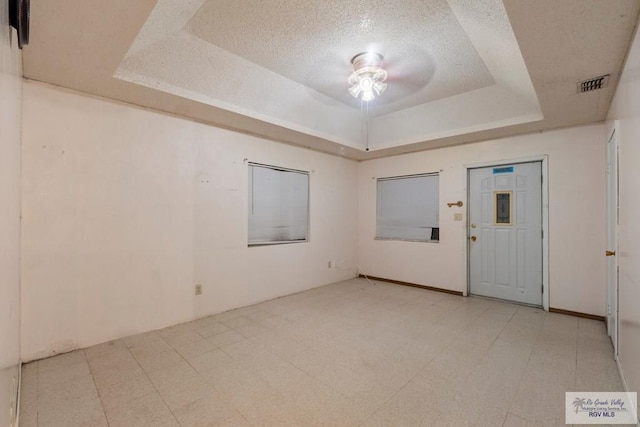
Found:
248,163 -> 309,245
376,173 -> 439,242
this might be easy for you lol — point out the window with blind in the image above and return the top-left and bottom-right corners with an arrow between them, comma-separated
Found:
248,163 -> 309,245
376,173 -> 439,242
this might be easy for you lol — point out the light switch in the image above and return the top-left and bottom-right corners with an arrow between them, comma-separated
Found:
454,213 -> 463,221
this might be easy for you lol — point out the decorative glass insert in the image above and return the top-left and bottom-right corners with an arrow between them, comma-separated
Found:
494,191 -> 512,225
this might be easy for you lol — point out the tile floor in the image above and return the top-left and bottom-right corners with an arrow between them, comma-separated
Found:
19,278 -> 624,426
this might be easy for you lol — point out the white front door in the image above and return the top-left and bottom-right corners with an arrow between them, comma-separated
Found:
469,162 -> 543,306
606,129 -> 619,355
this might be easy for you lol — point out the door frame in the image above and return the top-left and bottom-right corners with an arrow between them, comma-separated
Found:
605,121 -> 619,356
464,155 -> 549,311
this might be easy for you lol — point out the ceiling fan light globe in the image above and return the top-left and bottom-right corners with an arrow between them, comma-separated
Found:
373,82 -> 387,95
361,90 -> 375,102
360,76 -> 374,91
349,85 -> 362,98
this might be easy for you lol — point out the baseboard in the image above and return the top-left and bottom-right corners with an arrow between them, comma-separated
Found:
549,307 -> 605,322
358,275 -> 464,296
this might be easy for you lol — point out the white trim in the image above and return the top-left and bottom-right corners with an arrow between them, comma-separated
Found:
13,362 -> 21,427
605,120 -> 620,355
541,157 -> 550,311
464,155 -> 550,310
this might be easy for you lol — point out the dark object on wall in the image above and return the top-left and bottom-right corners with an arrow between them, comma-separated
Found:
9,0 -> 29,49
430,227 -> 439,241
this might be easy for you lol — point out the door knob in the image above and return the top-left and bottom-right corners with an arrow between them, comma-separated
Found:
606,250 -> 616,256
470,236 -> 477,242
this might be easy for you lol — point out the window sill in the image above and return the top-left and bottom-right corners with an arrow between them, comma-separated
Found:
248,240 -> 309,247
374,238 -> 439,243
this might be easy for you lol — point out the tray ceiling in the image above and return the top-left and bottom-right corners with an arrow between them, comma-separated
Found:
22,0 -> 640,159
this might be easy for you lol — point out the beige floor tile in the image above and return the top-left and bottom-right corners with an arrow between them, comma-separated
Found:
503,412 -> 545,426
38,361 -> 92,391
156,375 -> 216,412
84,340 -> 129,362
188,348 -> 236,374
509,379 -> 573,425
575,359 -> 624,391
20,364 -> 38,405
38,350 -> 86,372
259,315 -> 295,329
193,321 -> 231,338
207,330 -> 246,347
173,338 -> 216,360
212,308 -> 246,322
129,338 -> 173,359
38,380 -> 107,427
200,360 -> 267,395
86,347 -> 138,373
146,360 -> 199,390
362,413 -> 397,426
521,350 -> 577,386
172,395 -> 247,427
218,336 -> 271,360
21,360 -> 38,378
104,392 -> 177,427
38,374 -> 98,408
161,329 -> 204,348
236,321 -> 271,338
431,339 -> 490,371
98,373 -> 156,411
17,399 -> 37,427
20,278 -> 624,427
92,356 -> 144,390
134,348 -> 185,373
219,315 -> 256,330
183,316 -> 217,332
245,308 -> 277,322
433,405 -> 508,427
121,330 -> 164,348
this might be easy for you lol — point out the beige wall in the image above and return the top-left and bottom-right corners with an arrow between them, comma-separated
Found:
607,20 -> 640,413
21,81 -> 358,361
358,124 -> 607,316
0,0 -> 22,424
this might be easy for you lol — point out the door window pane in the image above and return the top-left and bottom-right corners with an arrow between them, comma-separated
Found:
494,191 -> 512,225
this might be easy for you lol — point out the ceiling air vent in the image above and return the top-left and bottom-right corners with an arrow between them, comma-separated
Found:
577,75 -> 610,93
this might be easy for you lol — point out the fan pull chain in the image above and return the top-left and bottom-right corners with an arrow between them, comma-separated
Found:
361,98 -> 370,151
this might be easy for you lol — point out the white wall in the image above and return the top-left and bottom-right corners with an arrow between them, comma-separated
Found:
21,81 -> 358,361
0,0 -> 22,424
358,124 -> 607,316
607,20 -> 640,413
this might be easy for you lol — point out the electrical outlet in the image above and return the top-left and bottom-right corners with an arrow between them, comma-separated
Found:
195,284 -> 202,295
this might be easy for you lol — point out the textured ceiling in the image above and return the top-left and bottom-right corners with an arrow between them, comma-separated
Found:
187,0 -> 495,114
22,0 -> 640,159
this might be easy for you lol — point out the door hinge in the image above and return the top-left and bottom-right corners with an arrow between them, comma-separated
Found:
541,229 -> 544,239
542,284 -> 544,294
